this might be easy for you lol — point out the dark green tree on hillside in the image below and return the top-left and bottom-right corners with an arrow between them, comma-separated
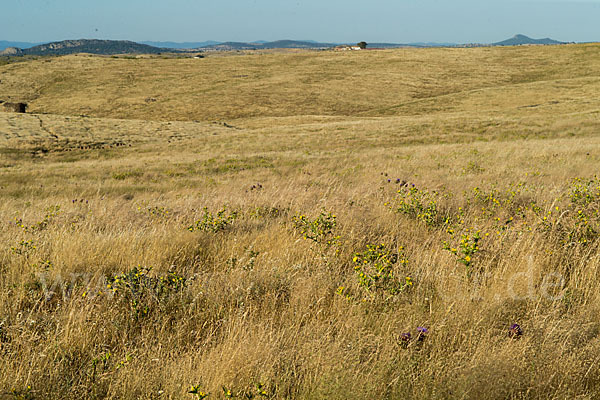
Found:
357,41 -> 368,49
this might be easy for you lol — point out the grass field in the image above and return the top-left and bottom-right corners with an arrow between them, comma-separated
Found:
1,44 -> 600,399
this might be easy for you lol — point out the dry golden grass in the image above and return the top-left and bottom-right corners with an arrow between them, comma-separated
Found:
1,44 -> 600,399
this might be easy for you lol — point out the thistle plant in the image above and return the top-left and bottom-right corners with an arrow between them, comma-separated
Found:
508,323 -> 523,339
399,327 -> 429,348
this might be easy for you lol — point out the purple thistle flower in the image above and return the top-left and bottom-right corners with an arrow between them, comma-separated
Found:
416,327 -> 428,342
508,323 -> 522,339
399,332 -> 412,348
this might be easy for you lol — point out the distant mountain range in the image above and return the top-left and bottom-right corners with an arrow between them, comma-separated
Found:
0,35 -> 570,56
195,35 -> 566,50
202,40 -> 336,51
197,40 -> 474,50
370,42 -> 459,48
0,40 -> 41,50
492,34 -> 565,46
139,40 -> 288,48
140,41 -> 220,49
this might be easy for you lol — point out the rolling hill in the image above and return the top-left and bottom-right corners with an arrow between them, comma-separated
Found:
19,39 -> 174,56
2,42 -> 598,122
493,34 -> 564,46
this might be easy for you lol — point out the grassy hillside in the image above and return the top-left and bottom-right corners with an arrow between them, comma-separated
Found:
1,44 -> 599,122
1,45 -> 600,399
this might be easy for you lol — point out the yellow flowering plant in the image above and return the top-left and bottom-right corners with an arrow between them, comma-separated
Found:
351,243 -> 413,298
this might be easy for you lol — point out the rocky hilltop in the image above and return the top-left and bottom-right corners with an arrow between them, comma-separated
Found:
0,47 -> 23,56
18,39 -> 172,56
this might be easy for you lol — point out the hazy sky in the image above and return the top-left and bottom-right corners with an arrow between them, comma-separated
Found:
1,0 -> 599,43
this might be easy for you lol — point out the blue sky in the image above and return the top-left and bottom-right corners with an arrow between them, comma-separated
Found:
1,0 -> 599,43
